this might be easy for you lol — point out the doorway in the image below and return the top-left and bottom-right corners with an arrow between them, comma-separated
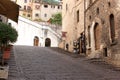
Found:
94,23 -> 101,50
45,38 -> 51,47
34,36 -> 39,46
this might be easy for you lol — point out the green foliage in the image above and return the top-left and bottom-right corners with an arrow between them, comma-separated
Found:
0,22 -> 18,45
42,0 -> 59,4
50,13 -> 62,25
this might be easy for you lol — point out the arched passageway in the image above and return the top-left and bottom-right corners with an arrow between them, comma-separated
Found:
45,38 -> 51,47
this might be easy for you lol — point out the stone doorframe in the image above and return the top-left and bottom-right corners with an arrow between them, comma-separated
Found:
89,17 -> 102,52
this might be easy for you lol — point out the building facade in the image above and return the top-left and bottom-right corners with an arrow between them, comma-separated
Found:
17,0 -> 62,21
8,16 -> 61,47
85,0 -> 120,67
61,0 -> 120,67
61,0 -> 84,52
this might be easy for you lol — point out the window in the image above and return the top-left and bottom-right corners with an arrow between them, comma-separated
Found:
108,2 -> 111,7
24,0 -> 27,3
96,8 -> 99,14
0,16 -> 2,22
23,13 -> 26,16
44,14 -> 47,17
88,26 -> 91,47
109,14 -> 115,43
27,6 -> 31,10
24,5 -> 26,10
35,13 -> 39,17
54,5 -> 55,8
58,6 -> 60,9
66,4 -> 68,11
35,5 -> 40,9
27,14 -> 31,17
61,6 -> 62,9
77,10 -> 79,22
44,5 -> 48,8
89,15 -> 91,20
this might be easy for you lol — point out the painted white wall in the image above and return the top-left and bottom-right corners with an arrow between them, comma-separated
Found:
8,16 -> 61,47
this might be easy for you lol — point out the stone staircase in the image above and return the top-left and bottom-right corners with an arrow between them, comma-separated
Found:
86,58 -> 120,71
49,47 -> 85,58
50,47 -> 120,71
8,49 -> 19,80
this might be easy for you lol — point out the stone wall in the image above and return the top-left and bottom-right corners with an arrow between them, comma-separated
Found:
62,0 -> 84,52
86,0 -> 120,66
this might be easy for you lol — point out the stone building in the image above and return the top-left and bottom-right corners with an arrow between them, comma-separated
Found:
85,0 -> 120,67
17,0 -> 62,21
60,0 -> 84,52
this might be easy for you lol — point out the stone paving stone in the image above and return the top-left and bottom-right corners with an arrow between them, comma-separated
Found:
8,46 -> 120,80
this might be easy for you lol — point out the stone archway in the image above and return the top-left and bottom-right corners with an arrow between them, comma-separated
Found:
34,36 -> 39,46
88,18 -> 103,58
90,19 -> 102,51
94,23 -> 101,50
45,38 -> 51,47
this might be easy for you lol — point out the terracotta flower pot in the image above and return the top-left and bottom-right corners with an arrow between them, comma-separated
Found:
3,50 -> 10,60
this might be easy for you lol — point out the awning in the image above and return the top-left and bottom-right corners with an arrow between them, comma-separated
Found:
0,0 -> 19,22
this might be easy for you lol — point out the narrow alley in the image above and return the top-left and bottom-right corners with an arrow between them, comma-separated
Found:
8,46 -> 120,80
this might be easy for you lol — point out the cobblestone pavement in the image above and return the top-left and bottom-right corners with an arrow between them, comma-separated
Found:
8,46 -> 120,80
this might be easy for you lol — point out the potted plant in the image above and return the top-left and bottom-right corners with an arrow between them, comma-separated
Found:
0,22 -> 18,66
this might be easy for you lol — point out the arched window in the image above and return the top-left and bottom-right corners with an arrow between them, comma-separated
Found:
66,4 -> 68,11
96,8 -> 99,14
109,14 -> 115,43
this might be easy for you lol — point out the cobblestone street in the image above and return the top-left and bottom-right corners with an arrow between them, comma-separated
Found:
8,46 -> 120,80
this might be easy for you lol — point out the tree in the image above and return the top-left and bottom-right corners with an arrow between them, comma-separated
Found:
0,22 -> 18,46
0,22 -> 18,65
50,13 -> 62,26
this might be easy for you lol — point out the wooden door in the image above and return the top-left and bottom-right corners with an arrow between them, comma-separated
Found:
94,23 -> 101,50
